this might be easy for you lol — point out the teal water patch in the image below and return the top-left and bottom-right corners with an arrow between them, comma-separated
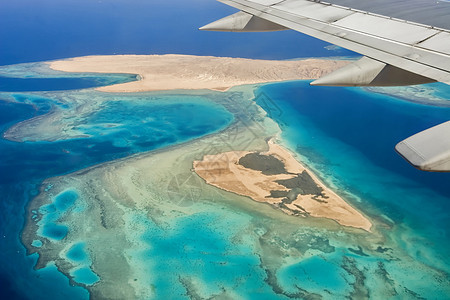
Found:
38,189 -> 79,218
70,267 -> 100,286
278,255 -> 349,295
66,243 -> 88,263
54,190 -> 78,212
3,91 -> 234,160
78,95 -> 234,151
41,223 -> 68,241
31,240 -> 43,248
138,211 -> 273,298
37,189 -> 79,241
65,242 -> 99,286
14,86 -> 237,293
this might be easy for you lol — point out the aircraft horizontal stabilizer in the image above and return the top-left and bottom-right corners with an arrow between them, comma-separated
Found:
199,11 -> 287,32
396,121 -> 450,172
311,57 -> 435,87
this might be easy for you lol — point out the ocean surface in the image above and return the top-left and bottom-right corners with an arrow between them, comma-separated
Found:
1,0 -> 449,299
0,74 -> 138,92
0,0 -> 356,66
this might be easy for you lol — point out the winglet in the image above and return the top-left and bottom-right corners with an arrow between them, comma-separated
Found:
395,121 -> 450,172
200,11 -> 287,32
311,56 -> 435,86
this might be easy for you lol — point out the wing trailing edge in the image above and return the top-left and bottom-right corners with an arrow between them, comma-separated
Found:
311,57 -> 436,86
396,121 -> 450,172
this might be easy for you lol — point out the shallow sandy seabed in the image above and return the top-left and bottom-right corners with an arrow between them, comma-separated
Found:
14,57 -> 449,299
21,84 -> 388,299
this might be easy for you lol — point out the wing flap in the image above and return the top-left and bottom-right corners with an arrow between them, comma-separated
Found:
200,11 -> 287,32
322,0 -> 450,30
272,0 -> 354,23
396,121 -> 450,172
311,56 -> 435,86
331,13 -> 439,45
417,32 -> 450,55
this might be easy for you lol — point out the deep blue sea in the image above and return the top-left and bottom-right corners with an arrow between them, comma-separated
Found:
0,74 -> 138,92
0,0 -> 355,66
0,0 -> 449,299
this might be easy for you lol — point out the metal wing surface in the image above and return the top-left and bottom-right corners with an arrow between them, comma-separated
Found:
201,0 -> 450,172
201,0 -> 450,86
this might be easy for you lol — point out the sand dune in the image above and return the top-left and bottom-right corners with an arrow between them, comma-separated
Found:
49,54 -> 349,92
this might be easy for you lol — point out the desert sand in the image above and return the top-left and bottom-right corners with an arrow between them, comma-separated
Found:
194,139 -> 372,231
49,54 -> 349,92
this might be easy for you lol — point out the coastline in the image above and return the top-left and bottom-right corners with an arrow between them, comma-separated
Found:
193,139 -> 372,231
49,54 -> 349,92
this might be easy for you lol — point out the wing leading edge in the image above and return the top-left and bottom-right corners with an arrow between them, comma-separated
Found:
201,0 -> 450,172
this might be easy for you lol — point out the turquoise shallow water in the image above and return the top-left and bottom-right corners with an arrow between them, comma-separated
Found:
66,243 -> 88,263
81,96 -> 234,149
278,253 -> 350,295
36,190 -> 80,241
0,77 -> 235,299
70,267 -> 100,286
140,211 -> 271,298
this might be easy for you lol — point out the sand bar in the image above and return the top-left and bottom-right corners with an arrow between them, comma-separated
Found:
49,54 -> 349,92
194,140 -> 372,231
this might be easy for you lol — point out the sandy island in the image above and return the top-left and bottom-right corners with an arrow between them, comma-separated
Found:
49,54 -> 349,92
194,140 -> 372,231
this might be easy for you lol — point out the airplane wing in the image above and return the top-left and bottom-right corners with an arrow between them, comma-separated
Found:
201,0 -> 450,172
396,121 -> 450,172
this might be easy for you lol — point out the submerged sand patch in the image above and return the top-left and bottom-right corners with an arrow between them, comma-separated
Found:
49,54 -> 349,92
194,139 -> 372,231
